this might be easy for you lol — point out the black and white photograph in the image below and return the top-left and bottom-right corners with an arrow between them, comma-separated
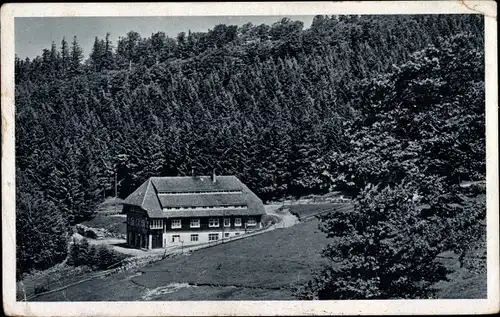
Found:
2,1 -> 498,316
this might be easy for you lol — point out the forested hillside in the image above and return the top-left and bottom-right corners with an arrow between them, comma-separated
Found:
15,15 -> 484,279
296,32 -> 486,299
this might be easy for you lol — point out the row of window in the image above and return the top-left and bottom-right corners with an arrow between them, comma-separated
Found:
163,205 -> 247,210
171,217 -> 256,229
171,232 -> 240,243
130,217 -> 257,229
150,219 -> 163,229
159,190 -> 242,195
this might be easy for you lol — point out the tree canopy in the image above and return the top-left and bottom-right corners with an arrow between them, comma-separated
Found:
295,32 -> 485,299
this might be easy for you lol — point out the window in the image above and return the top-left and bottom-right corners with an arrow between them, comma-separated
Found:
171,219 -> 182,229
235,232 -> 240,236
190,234 -> 199,242
209,218 -> 219,227
209,233 -> 219,241
234,218 -> 242,227
190,218 -> 200,228
172,235 -> 180,242
224,233 -> 230,238
224,218 -> 231,227
150,219 -> 163,229
247,217 -> 257,226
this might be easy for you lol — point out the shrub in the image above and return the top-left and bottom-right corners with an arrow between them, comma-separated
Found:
67,238 -> 128,270
34,284 -> 50,294
261,214 -> 281,227
76,224 -> 99,239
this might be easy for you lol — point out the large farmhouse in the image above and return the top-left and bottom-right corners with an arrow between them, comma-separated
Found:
122,173 -> 266,250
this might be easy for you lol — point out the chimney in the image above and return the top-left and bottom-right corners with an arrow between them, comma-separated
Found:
211,169 -> 217,183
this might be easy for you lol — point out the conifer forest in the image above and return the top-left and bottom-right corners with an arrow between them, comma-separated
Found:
15,14 -> 486,299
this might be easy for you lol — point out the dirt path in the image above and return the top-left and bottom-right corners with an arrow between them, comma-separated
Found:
73,233 -> 152,257
91,239 -> 152,256
264,204 -> 299,228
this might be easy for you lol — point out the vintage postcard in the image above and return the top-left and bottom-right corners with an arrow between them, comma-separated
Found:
1,1 -> 498,316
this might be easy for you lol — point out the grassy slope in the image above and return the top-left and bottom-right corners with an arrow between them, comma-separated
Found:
134,218 -> 331,290
80,214 -> 127,235
34,204 -> 485,301
35,218 -> 330,301
433,251 -> 486,299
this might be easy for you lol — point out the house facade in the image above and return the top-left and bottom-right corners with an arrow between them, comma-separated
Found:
122,174 -> 266,250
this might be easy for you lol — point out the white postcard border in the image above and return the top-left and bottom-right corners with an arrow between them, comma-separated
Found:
2,1 -> 498,315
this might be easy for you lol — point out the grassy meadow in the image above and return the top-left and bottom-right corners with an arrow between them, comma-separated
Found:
32,203 -> 485,301
34,215 -> 330,301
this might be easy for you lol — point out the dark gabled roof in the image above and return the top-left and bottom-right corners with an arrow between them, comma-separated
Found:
150,176 -> 242,193
123,175 -> 265,218
158,193 -> 247,208
122,178 -> 164,218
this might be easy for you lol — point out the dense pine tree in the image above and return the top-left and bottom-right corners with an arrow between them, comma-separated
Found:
60,37 -> 70,76
70,35 -> 84,75
296,32 -> 485,299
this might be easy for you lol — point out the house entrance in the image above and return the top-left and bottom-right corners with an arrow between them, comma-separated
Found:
151,232 -> 163,249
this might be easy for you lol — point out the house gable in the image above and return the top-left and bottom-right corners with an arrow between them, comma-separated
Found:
123,175 -> 265,219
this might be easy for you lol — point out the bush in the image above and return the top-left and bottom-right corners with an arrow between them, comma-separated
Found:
34,284 -> 49,294
76,225 -> 98,239
67,237 -> 90,266
261,214 -> 281,227
67,238 -> 128,270
76,224 -> 98,239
